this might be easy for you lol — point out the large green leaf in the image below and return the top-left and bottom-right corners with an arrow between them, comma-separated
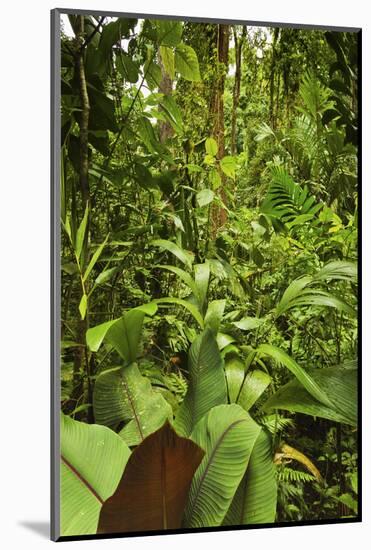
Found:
223,430 -> 277,525
196,189 -> 215,207
99,18 -> 136,58
86,309 -> 145,363
116,52 -> 139,83
183,404 -> 261,528
98,422 -> 204,534
93,364 -> 172,446
194,262 -> 210,314
205,137 -> 218,156
104,311 -> 145,363
258,344 -> 334,408
263,366 -> 357,425
220,156 -> 237,180
156,20 -> 183,47
88,85 -> 119,133
175,329 -> 227,436
237,370 -> 272,411
61,414 -> 131,536
204,300 -> 226,334
175,44 -> 201,81
225,356 -> 245,403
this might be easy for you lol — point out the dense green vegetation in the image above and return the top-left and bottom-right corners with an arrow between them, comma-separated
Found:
59,14 -> 358,536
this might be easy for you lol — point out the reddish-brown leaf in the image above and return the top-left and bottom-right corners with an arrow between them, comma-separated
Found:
97,421 -> 204,534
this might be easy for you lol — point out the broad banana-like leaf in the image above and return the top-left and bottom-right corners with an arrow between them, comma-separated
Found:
61,414 -> 131,536
194,262 -> 210,314
98,422 -> 204,534
204,299 -> 226,334
225,356 -> 245,403
237,370 -> 271,411
104,311 -> 145,363
93,364 -> 172,446
216,332 -> 236,350
263,366 -> 357,426
257,344 -> 334,408
86,309 -> 146,363
174,329 -> 227,436
183,404 -> 261,528
224,430 -> 277,525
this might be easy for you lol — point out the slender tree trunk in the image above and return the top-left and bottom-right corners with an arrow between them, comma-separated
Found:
211,24 -> 229,234
269,28 -> 280,130
231,26 -> 246,155
76,16 -> 90,206
158,52 -> 174,143
68,16 -> 94,422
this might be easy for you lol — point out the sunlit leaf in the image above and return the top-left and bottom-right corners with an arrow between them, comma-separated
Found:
93,364 -> 172,446
183,404 -> 261,528
61,414 -> 131,536
224,430 -> 277,525
237,370 -> 271,411
86,309 -> 145,363
220,156 -> 237,180
175,329 -> 227,436
205,137 -> 218,156
175,44 -> 201,81
196,189 -> 215,207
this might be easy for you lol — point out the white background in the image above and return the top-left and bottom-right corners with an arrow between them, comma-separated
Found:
0,0 -> 369,548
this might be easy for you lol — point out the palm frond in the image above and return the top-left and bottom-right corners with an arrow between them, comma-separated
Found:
260,165 -> 323,226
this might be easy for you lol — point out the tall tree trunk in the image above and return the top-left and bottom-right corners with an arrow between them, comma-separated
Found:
76,16 -> 91,206
67,16 -> 94,422
211,24 -> 229,234
231,26 -> 246,155
158,51 -> 174,143
269,28 -> 280,130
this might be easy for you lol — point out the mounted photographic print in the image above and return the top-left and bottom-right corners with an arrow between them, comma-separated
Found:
51,8 -> 361,542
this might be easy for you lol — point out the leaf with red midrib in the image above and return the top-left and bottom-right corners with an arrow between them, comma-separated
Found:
97,421 -> 204,534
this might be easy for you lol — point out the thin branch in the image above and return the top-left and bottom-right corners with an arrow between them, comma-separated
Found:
80,16 -> 106,51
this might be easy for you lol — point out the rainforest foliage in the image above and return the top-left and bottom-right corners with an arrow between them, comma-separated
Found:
59,14 -> 359,536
